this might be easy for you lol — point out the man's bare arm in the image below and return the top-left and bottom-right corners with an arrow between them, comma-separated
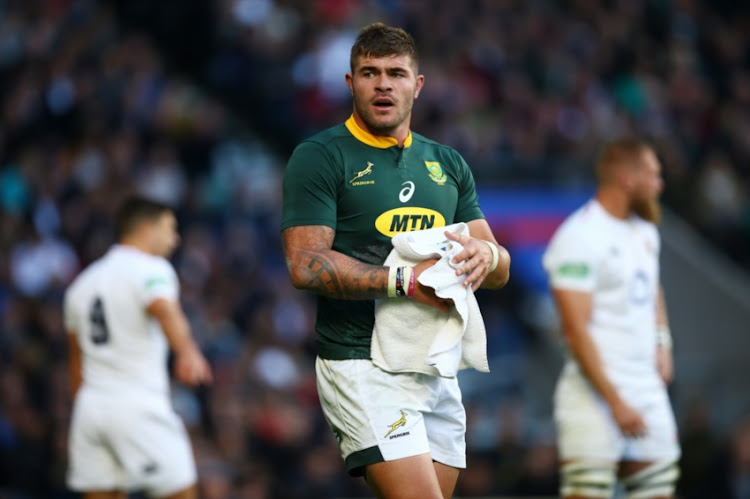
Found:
282,225 -> 388,300
147,298 -> 212,387
655,284 -> 674,383
552,287 -> 646,437
465,218 -> 511,290
67,332 -> 82,398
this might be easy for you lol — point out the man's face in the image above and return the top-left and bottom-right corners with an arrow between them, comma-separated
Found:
629,150 -> 664,224
149,211 -> 180,258
346,54 -> 424,136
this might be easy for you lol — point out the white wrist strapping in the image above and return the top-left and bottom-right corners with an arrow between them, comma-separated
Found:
484,240 -> 499,273
657,325 -> 673,349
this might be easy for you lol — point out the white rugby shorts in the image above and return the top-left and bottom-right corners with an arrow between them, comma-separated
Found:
315,357 -> 466,476
554,370 -> 681,463
67,386 -> 197,496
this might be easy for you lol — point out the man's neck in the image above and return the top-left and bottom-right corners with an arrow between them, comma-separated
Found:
118,238 -> 151,255
351,113 -> 410,147
595,189 -> 629,220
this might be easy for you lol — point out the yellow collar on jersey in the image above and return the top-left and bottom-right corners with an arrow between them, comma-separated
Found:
345,115 -> 413,149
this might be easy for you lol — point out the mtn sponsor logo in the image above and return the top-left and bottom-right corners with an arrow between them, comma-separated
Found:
375,207 -> 445,237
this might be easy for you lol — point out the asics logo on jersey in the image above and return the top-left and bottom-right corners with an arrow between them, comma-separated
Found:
350,161 -> 374,184
399,181 -> 415,202
384,410 -> 407,438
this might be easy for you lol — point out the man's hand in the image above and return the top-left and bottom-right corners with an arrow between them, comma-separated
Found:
411,259 -> 451,313
174,341 -> 213,387
148,298 -> 214,388
610,399 -> 647,438
444,230 -> 494,291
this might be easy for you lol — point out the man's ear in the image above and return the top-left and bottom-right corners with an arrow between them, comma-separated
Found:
137,219 -> 154,242
413,74 -> 425,99
617,167 -> 633,189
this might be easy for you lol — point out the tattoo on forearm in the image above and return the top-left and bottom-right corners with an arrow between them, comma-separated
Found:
304,253 -> 343,295
283,226 -> 387,299
355,267 -> 386,298
301,250 -> 385,299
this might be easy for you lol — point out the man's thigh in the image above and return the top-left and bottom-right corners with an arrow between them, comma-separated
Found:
555,375 -> 622,462
68,389 -> 197,496
315,358 -> 466,476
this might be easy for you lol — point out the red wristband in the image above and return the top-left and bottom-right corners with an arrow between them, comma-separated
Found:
407,267 -> 415,297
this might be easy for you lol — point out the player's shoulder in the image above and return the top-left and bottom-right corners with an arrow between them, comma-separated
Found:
410,132 -> 470,174
410,131 -> 459,154
631,215 -> 658,233
64,254 -> 107,306
630,215 -> 660,243
104,246 -> 176,283
132,251 -> 174,276
298,122 -> 350,148
287,123 -> 351,169
67,251 -> 107,285
555,200 -> 602,237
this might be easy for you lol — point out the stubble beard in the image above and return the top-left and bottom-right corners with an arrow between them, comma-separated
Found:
353,92 -> 412,135
631,196 -> 661,224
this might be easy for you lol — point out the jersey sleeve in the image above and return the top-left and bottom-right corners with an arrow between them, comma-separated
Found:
281,140 -> 340,230
139,259 -> 179,306
543,224 -> 598,292
452,152 -> 485,222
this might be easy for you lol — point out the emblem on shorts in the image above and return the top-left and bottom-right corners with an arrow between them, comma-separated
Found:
384,410 -> 407,438
142,462 -> 159,474
350,161 -> 374,184
333,428 -> 343,444
425,161 -> 446,185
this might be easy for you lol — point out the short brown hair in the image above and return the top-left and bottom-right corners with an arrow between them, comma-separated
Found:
595,138 -> 653,185
350,22 -> 418,72
115,195 -> 173,239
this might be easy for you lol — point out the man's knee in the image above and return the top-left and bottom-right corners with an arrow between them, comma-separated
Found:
560,460 -> 617,498
622,461 -> 680,499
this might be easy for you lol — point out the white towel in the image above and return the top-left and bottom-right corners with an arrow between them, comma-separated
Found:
371,223 -> 489,378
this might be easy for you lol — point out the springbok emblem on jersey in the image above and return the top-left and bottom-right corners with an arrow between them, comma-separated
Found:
350,161 -> 374,184
384,410 -> 407,438
425,161 -> 446,184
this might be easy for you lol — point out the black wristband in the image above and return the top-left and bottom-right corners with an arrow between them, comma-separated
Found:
395,266 -> 406,297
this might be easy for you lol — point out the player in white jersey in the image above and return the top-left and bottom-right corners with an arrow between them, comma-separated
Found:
64,196 -> 212,499
542,139 -> 680,499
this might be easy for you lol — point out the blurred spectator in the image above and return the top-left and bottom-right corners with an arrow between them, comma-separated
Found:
677,400 -> 732,498
730,414 -> 750,499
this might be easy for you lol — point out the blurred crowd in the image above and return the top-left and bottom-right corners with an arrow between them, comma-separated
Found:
0,0 -> 749,497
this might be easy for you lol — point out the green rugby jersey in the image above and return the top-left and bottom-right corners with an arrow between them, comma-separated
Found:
282,115 -> 485,360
